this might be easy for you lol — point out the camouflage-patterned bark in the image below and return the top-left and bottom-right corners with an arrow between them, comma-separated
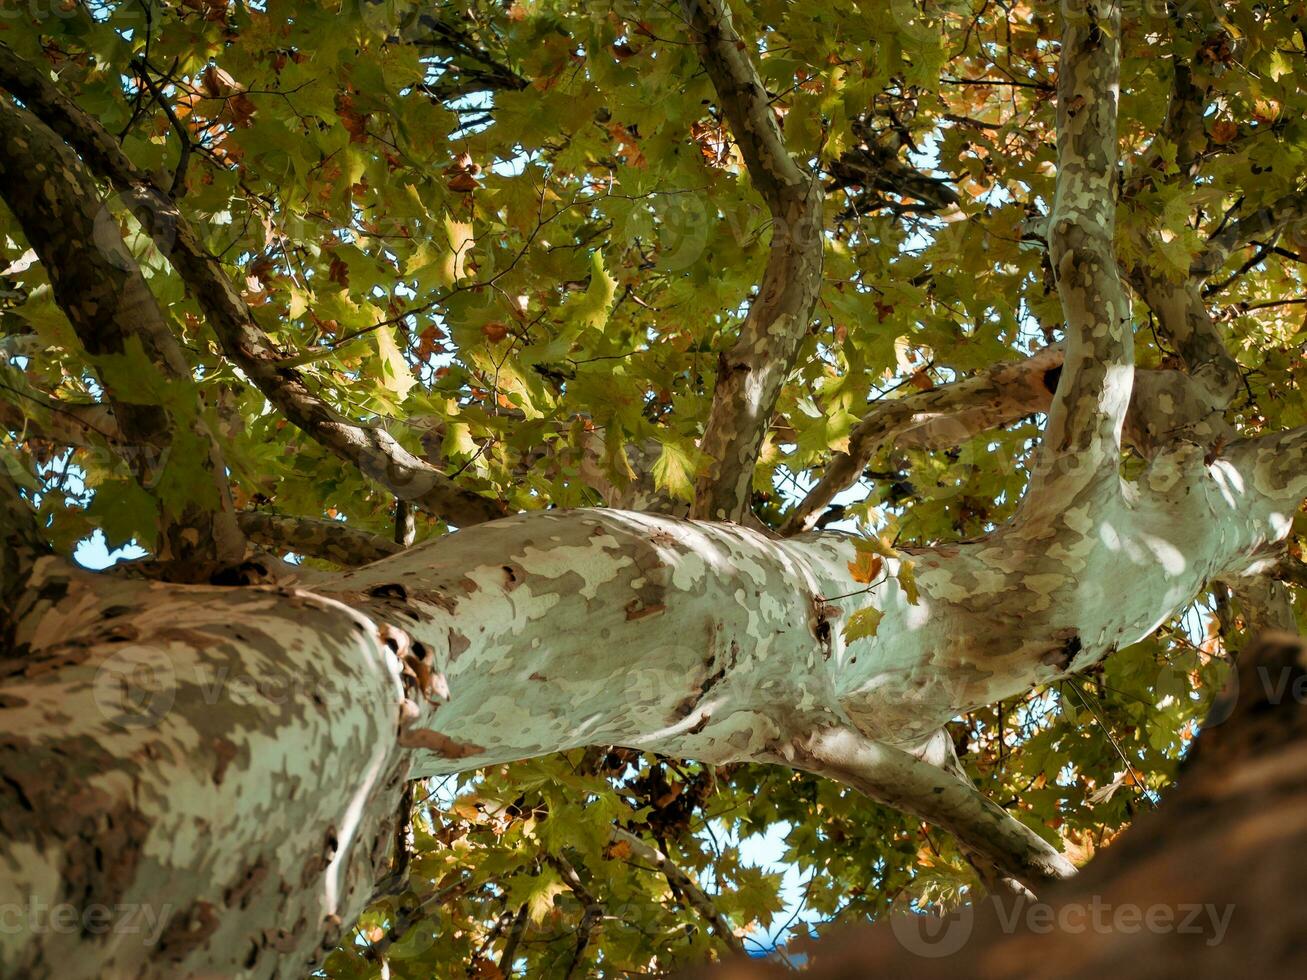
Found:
2,411 -> 1304,976
4,1 -> 1307,977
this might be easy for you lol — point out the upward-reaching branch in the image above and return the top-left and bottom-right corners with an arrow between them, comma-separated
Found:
1124,43 -> 1242,412
1128,272 -> 1241,409
1027,1 -> 1131,501
0,41 -> 506,529
0,97 -> 245,566
680,0 -> 824,522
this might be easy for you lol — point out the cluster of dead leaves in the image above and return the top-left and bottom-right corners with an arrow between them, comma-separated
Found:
445,152 -> 482,193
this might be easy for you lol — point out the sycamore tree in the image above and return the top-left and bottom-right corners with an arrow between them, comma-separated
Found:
1,0 -> 1306,976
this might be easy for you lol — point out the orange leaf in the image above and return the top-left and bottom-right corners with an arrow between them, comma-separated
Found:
847,551 -> 882,584
1210,119 -> 1238,145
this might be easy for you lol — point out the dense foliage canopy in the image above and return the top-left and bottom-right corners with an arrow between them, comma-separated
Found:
2,0 -> 1305,976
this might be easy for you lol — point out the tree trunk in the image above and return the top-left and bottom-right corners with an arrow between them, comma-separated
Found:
2,411 -> 1303,977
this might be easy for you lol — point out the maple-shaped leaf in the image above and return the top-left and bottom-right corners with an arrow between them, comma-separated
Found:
847,549 -> 882,584
842,606 -> 884,644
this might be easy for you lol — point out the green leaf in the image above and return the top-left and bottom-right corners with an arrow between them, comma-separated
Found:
652,438 -> 699,501
842,606 -> 884,643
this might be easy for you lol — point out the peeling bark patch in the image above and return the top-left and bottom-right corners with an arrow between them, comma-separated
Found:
625,600 -> 667,621
156,900 -> 220,962
397,727 -> 486,758
208,560 -> 271,587
261,926 -> 300,953
501,563 -> 525,589
211,735 -> 238,785
377,622 -> 411,657
811,600 -> 840,660
447,629 -> 470,661
223,858 -> 269,910
672,637 -> 737,721
367,582 -> 408,602
1,735 -> 150,916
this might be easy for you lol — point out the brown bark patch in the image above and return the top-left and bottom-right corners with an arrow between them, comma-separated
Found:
157,900 -> 220,962
397,727 -> 486,758
223,858 -> 269,910
625,599 -> 667,621
211,735 -> 239,785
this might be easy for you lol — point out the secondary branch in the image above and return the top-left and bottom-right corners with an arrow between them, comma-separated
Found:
1029,0 -> 1132,499
0,41 -> 506,529
0,96 -> 244,565
680,0 -> 825,522
782,345 -> 1065,534
236,511 -> 404,567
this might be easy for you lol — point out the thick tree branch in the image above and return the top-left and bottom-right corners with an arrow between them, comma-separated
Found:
782,347 -> 1231,534
236,511 -> 403,567
826,122 -> 960,215
0,41 -> 507,529
1128,274 -> 1241,408
780,727 -> 1076,892
694,632 -> 1307,978
680,0 -> 825,522
549,853 -> 605,978
1225,424 -> 1307,512
4,444 -> 1303,976
0,96 -> 244,565
1229,578 -> 1298,635
0,391 -> 122,452
782,345 -> 1066,535
1122,41 -> 1242,409
409,13 -> 528,95
1124,44 -> 1208,198
1029,0 -> 1131,499
1192,188 -> 1307,280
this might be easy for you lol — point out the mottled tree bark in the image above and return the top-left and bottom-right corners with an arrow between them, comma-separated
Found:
3,2 -> 1306,977
0,97 -> 245,566
692,632 -> 1307,979
3,401 -> 1303,976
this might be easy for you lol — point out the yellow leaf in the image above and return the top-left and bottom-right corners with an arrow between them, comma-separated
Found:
442,214 -> 474,286
853,534 -> 898,559
288,287 -> 309,320
375,325 -> 416,401
574,249 -> 617,328
897,557 -> 920,605
652,439 -> 699,502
